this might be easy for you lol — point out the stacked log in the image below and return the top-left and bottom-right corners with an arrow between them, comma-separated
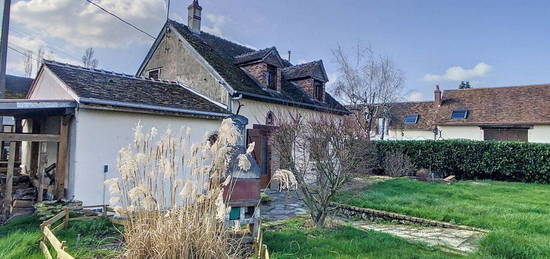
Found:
34,200 -> 85,221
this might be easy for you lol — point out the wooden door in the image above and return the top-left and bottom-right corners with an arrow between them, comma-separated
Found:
247,128 -> 271,188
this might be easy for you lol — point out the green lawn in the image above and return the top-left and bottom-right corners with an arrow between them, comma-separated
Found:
336,178 -> 550,258
0,215 -> 122,258
263,217 -> 459,259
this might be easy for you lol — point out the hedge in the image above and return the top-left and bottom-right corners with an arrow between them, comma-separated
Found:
374,140 -> 550,183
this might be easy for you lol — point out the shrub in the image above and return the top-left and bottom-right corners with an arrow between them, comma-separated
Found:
382,151 -> 414,177
374,140 -> 550,183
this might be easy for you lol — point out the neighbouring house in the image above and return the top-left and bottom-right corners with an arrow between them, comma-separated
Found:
374,84 -> 550,143
0,61 -> 261,224
136,0 -> 348,188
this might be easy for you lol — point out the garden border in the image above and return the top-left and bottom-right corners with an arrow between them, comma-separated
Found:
331,203 -> 488,233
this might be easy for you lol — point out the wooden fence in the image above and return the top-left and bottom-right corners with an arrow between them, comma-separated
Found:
253,219 -> 270,259
39,205 -> 114,259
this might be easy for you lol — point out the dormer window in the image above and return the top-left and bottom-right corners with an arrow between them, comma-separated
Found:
147,68 -> 161,80
264,65 -> 277,90
314,80 -> 324,101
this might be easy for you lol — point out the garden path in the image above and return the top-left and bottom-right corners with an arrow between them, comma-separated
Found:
260,190 -> 308,221
347,220 -> 485,254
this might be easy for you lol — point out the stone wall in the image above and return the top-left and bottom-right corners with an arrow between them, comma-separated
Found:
332,203 -> 487,232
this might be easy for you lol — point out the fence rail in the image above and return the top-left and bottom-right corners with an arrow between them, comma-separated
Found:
39,205 -> 115,259
253,219 -> 270,259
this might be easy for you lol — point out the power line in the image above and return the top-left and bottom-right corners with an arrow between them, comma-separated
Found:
83,0 -> 156,40
7,45 -> 39,62
9,27 -> 82,61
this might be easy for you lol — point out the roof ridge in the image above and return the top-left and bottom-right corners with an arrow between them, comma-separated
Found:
168,19 -> 256,52
44,59 -> 180,85
283,59 -> 322,70
444,83 -> 550,92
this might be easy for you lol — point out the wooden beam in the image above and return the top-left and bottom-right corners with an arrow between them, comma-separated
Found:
37,142 -> 46,202
55,116 -> 71,199
3,141 -> 15,216
0,133 -> 59,142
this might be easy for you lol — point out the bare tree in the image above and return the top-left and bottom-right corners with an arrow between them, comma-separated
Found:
23,50 -> 33,77
35,47 -> 44,73
332,43 -> 404,139
82,47 -> 99,69
272,115 -> 374,227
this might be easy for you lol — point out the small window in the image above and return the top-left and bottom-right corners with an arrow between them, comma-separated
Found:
264,65 -> 277,90
148,69 -> 160,80
403,114 -> 419,124
266,111 -> 275,125
314,80 -> 324,101
245,206 -> 255,218
451,110 -> 469,120
229,207 -> 241,220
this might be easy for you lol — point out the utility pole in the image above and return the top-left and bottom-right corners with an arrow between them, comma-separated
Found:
0,0 -> 11,98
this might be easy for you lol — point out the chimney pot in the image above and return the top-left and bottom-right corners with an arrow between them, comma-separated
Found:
434,85 -> 442,107
188,0 -> 202,34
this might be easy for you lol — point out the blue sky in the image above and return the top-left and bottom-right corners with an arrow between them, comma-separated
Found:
6,0 -> 550,102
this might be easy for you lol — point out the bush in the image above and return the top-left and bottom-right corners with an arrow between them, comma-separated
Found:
374,140 -> 550,183
382,151 -> 414,177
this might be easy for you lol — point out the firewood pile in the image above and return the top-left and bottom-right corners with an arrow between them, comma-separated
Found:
34,200 -> 88,221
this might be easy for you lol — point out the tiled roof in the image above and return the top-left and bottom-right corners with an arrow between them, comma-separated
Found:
168,20 -> 348,114
388,102 -> 436,130
5,75 -> 33,99
435,84 -> 550,125
44,61 -> 230,117
282,60 -> 327,82
383,84 -> 550,129
234,48 -> 274,65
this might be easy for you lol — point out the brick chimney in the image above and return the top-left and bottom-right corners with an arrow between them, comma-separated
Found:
434,85 -> 442,107
188,0 -> 202,34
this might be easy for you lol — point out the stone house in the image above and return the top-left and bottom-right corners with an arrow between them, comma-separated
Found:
136,0 -> 348,188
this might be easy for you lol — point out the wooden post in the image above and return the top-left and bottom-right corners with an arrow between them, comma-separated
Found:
37,142 -> 47,202
3,141 -> 16,216
64,207 -> 69,228
55,116 -> 71,200
102,204 -> 107,217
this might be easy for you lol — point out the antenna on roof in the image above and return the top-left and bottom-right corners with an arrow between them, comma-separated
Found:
166,0 -> 171,21
288,50 -> 291,63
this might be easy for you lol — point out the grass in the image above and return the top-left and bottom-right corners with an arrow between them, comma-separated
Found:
263,217 -> 459,259
336,178 -> 550,258
0,215 -> 122,259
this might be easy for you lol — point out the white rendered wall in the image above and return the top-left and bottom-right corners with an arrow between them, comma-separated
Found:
387,129 -> 435,140
438,126 -> 483,140
28,68 -> 74,100
238,99 -> 341,128
528,125 -> 550,143
67,108 -> 222,205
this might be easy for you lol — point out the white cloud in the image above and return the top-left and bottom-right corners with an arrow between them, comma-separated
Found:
423,62 -> 492,82
202,14 -> 228,37
11,0 -> 165,48
406,90 -> 425,102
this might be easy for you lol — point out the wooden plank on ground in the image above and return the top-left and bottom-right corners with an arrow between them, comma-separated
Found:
0,133 -> 60,142
39,241 -> 53,259
55,116 -> 71,199
3,142 -> 16,216
43,226 -> 74,259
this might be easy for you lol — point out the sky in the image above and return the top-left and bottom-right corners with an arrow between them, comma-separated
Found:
6,0 -> 550,102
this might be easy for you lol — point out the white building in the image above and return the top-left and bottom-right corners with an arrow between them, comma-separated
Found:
375,84 -> 550,143
0,61 -> 234,206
